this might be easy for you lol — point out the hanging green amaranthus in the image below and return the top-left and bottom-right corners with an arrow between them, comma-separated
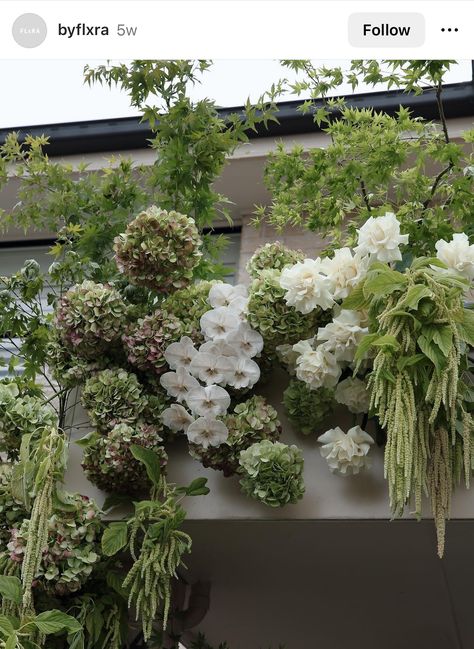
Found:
348,258 -> 474,556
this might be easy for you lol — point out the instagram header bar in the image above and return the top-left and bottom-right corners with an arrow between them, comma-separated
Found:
1,1 -> 473,58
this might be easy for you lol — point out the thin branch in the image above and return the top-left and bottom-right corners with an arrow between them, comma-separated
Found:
359,179 -> 372,212
423,164 -> 453,209
436,81 -> 450,144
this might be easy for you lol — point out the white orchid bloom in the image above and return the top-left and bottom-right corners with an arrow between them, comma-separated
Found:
185,384 -> 231,417
186,417 -> 229,449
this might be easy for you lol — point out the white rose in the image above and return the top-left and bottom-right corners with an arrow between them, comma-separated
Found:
280,258 -> 335,314
320,248 -> 370,299
435,233 -> 474,281
335,377 -> 370,414
295,346 -> 341,389
354,212 -> 409,263
318,426 -> 374,475
316,310 -> 368,362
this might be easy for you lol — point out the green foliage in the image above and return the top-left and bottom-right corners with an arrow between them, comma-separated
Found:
239,440 -> 305,507
257,60 -> 474,255
357,259 -> 474,556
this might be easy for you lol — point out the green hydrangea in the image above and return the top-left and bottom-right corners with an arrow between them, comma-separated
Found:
0,464 -> 26,545
239,440 -> 305,507
81,369 -> 146,431
114,206 -> 203,292
54,280 -> 128,359
283,379 -> 336,435
47,330 -> 110,388
247,269 -> 323,350
8,493 -> 101,596
0,385 -> 57,458
82,422 -> 167,494
246,242 -> 305,278
161,281 -> 215,340
190,396 -> 281,476
123,309 -> 183,375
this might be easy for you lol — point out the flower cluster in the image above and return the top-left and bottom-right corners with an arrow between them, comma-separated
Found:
283,379 -> 335,435
0,384 -> 57,458
247,269 -> 324,350
53,280 -> 128,359
246,241 -> 305,278
81,368 -> 146,431
47,329 -> 110,388
8,493 -> 101,596
82,422 -> 167,494
161,280 -> 216,340
114,206 -> 202,292
435,232 -> 474,281
279,213 -> 408,315
123,309 -> 183,375
318,426 -> 374,475
160,283 -> 265,450
0,464 -> 26,545
190,396 -> 281,476
334,377 -> 370,414
239,440 -> 305,507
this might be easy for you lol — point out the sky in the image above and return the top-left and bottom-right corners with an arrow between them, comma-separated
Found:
0,59 -> 471,128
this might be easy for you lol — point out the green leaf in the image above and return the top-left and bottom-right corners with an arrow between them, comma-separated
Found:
457,309 -> 474,346
0,576 -> 22,605
130,444 -> 162,486
5,634 -> 16,649
432,326 -> 453,357
417,335 -> 447,372
106,571 -> 128,599
341,283 -> 368,310
363,269 -> 407,298
401,285 -> 433,310
0,615 -> 15,637
185,477 -> 210,497
371,334 -> 400,351
396,354 -> 425,371
34,611 -> 82,635
101,522 -> 128,557
354,333 -> 380,362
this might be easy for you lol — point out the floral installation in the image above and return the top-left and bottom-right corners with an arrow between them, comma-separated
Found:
114,205 -> 203,292
317,426 -> 374,475
239,440 -> 305,507
161,280 -> 217,340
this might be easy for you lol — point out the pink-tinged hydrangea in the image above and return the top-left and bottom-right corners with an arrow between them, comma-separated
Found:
82,422 -> 167,494
123,309 -> 183,375
53,280 -> 128,359
114,206 -> 202,292
8,493 -> 101,596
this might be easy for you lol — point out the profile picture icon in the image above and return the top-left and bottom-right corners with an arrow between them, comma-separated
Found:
12,13 -> 47,48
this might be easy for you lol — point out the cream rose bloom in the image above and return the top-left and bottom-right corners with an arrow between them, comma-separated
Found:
354,212 -> 409,262
295,346 -> 341,389
318,426 -> 374,475
280,258 -> 334,314
335,377 -> 370,414
316,310 -> 368,362
320,248 -> 370,299
435,233 -> 474,281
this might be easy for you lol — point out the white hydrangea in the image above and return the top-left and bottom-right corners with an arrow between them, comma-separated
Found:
280,258 -> 335,314
354,212 -> 409,262
320,248 -> 370,299
435,233 -> 474,281
316,310 -> 369,362
335,377 -> 370,414
318,426 -> 374,475
295,346 -> 341,389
